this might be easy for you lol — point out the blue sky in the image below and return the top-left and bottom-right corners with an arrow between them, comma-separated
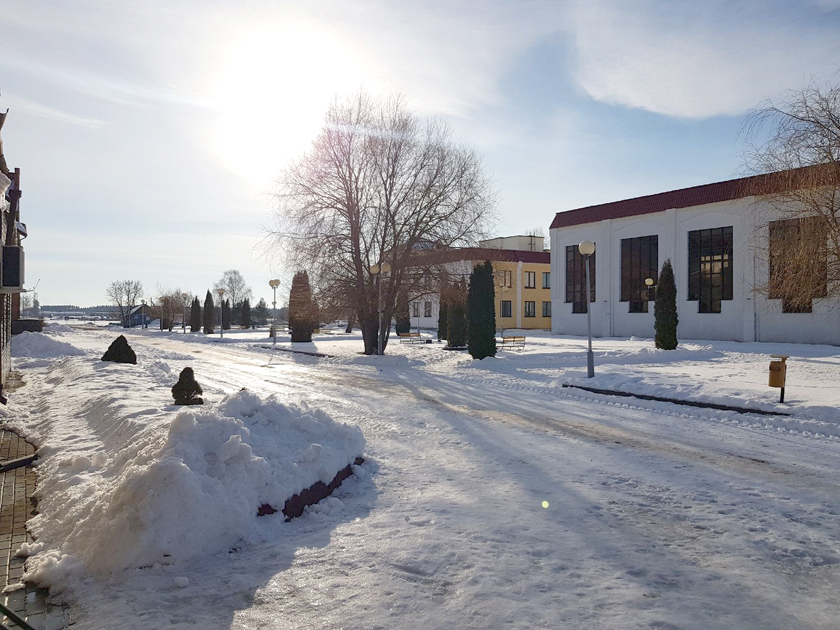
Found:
2,0 -> 839,306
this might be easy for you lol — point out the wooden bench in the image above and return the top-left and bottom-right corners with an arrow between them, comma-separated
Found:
398,332 -> 423,344
500,335 -> 526,350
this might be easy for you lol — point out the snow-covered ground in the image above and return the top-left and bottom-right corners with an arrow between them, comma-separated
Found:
5,324 -> 840,629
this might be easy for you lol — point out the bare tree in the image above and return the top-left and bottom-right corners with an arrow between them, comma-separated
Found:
106,280 -> 143,327
151,287 -> 188,331
214,270 -> 252,322
269,91 -> 495,354
743,79 -> 840,309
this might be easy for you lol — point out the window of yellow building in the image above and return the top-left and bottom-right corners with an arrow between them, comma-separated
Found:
524,271 -> 536,288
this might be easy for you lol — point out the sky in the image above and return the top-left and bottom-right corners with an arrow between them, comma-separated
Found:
2,0 -> 840,307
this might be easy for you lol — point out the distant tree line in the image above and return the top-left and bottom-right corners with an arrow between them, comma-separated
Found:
103,270 -> 277,332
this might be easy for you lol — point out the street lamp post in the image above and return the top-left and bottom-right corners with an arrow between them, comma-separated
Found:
181,293 -> 189,333
139,300 -> 144,329
370,262 -> 391,355
579,240 -> 596,378
216,288 -> 226,338
269,279 -> 280,346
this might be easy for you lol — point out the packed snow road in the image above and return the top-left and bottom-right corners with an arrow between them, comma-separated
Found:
12,328 -> 840,629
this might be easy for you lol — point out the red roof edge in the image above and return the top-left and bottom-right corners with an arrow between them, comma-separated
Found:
412,247 -> 550,266
550,164 -> 839,230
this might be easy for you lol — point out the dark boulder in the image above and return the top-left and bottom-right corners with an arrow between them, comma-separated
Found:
101,335 -> 137,364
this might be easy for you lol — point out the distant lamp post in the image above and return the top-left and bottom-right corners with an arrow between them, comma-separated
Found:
139,299 -> 145,329
645,277 -> 655,302
269,279 -> 280,346
216,288 -> 226,338
578,240 -> 596,378
181,292 -> 189,333
370,262 -> 391,355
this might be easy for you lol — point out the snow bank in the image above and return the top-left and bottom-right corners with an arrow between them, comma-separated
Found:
42,323 -> 74,336
26,390 -> 364,583
11,331 -> 85,359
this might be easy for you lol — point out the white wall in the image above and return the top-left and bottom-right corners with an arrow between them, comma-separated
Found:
550,198 -> 840,345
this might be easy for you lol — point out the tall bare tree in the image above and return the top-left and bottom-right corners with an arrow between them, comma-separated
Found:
743,79 -> 840,309
269,91 -> 495,354
106,280 -> 143,327
152,287 -> 188,331
214,270 -> 252,307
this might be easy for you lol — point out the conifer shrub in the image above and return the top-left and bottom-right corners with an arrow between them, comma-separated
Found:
190,297 -> 201,332
203,291 -> 215,334
654,259 -> 679,350
437,298 -> 448,341
468,261 -> 496,359
242,298 -> 251,328
289,271 -> 316,342
446,280 -> 469,348
222,299 -> 231,330
101,335 -> 137,364
171,367 -> 203,405
395,291 -> 411,335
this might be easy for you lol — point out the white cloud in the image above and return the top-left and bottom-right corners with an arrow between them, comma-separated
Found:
567,0 -> 840,119
1,95 -> 105,128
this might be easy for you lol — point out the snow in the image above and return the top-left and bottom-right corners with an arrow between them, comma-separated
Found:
5,325 -> 840,628
10,331 -> 85,359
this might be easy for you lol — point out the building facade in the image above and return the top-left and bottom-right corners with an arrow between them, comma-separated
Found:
549,169 -> 840,345
408,237 -> 552,332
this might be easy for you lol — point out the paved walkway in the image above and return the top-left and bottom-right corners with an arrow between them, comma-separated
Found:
0,429 -> 71,629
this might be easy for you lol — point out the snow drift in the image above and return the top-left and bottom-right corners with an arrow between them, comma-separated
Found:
25,389 -> 365,584
11,331 -> 85,359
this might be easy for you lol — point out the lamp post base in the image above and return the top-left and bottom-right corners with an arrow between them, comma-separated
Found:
587,351 -> 595,378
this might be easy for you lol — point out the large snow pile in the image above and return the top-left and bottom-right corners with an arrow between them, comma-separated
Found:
25,389 -> 365,584
11,331 -> 85,358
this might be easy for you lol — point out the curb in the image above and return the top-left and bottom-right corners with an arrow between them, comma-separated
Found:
562,384 -> 790,417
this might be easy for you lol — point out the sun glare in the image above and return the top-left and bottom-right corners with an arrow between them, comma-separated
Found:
213,24 -> 362,186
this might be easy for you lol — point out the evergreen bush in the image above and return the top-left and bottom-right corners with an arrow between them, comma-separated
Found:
203,291 -> 215,334
654,259 -> 679,350
468,261 -> 496,359
171,367 -> 203,405
222,299 -> 232,330
190,297 -> 201,332
437,298 -> 448,341
242,298 -> 251,328
395,292 -> 411,335
447,280 -> 468,348
289,271 -> 316,342
101,335 -> 137,364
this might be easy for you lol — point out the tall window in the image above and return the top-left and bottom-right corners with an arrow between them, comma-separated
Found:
412,302 -> 420,317
542,272 -> 550,289
524,301 -> 536,317
542,301 -> 551,317
500,301 -> 512,318
524,271 -> 536,288
688,226 -> 733,313
424,301 -> 432,317
565,245 -> 596,314
769,217 -> 827,313
621,235 -> 658,313
502,270 -> 512,287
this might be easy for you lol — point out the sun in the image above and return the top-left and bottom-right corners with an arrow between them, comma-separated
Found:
212,23 -> 362,186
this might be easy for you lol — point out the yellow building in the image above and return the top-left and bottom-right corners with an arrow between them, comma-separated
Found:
480,237 -> 552,331
408,236 -> 551,332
